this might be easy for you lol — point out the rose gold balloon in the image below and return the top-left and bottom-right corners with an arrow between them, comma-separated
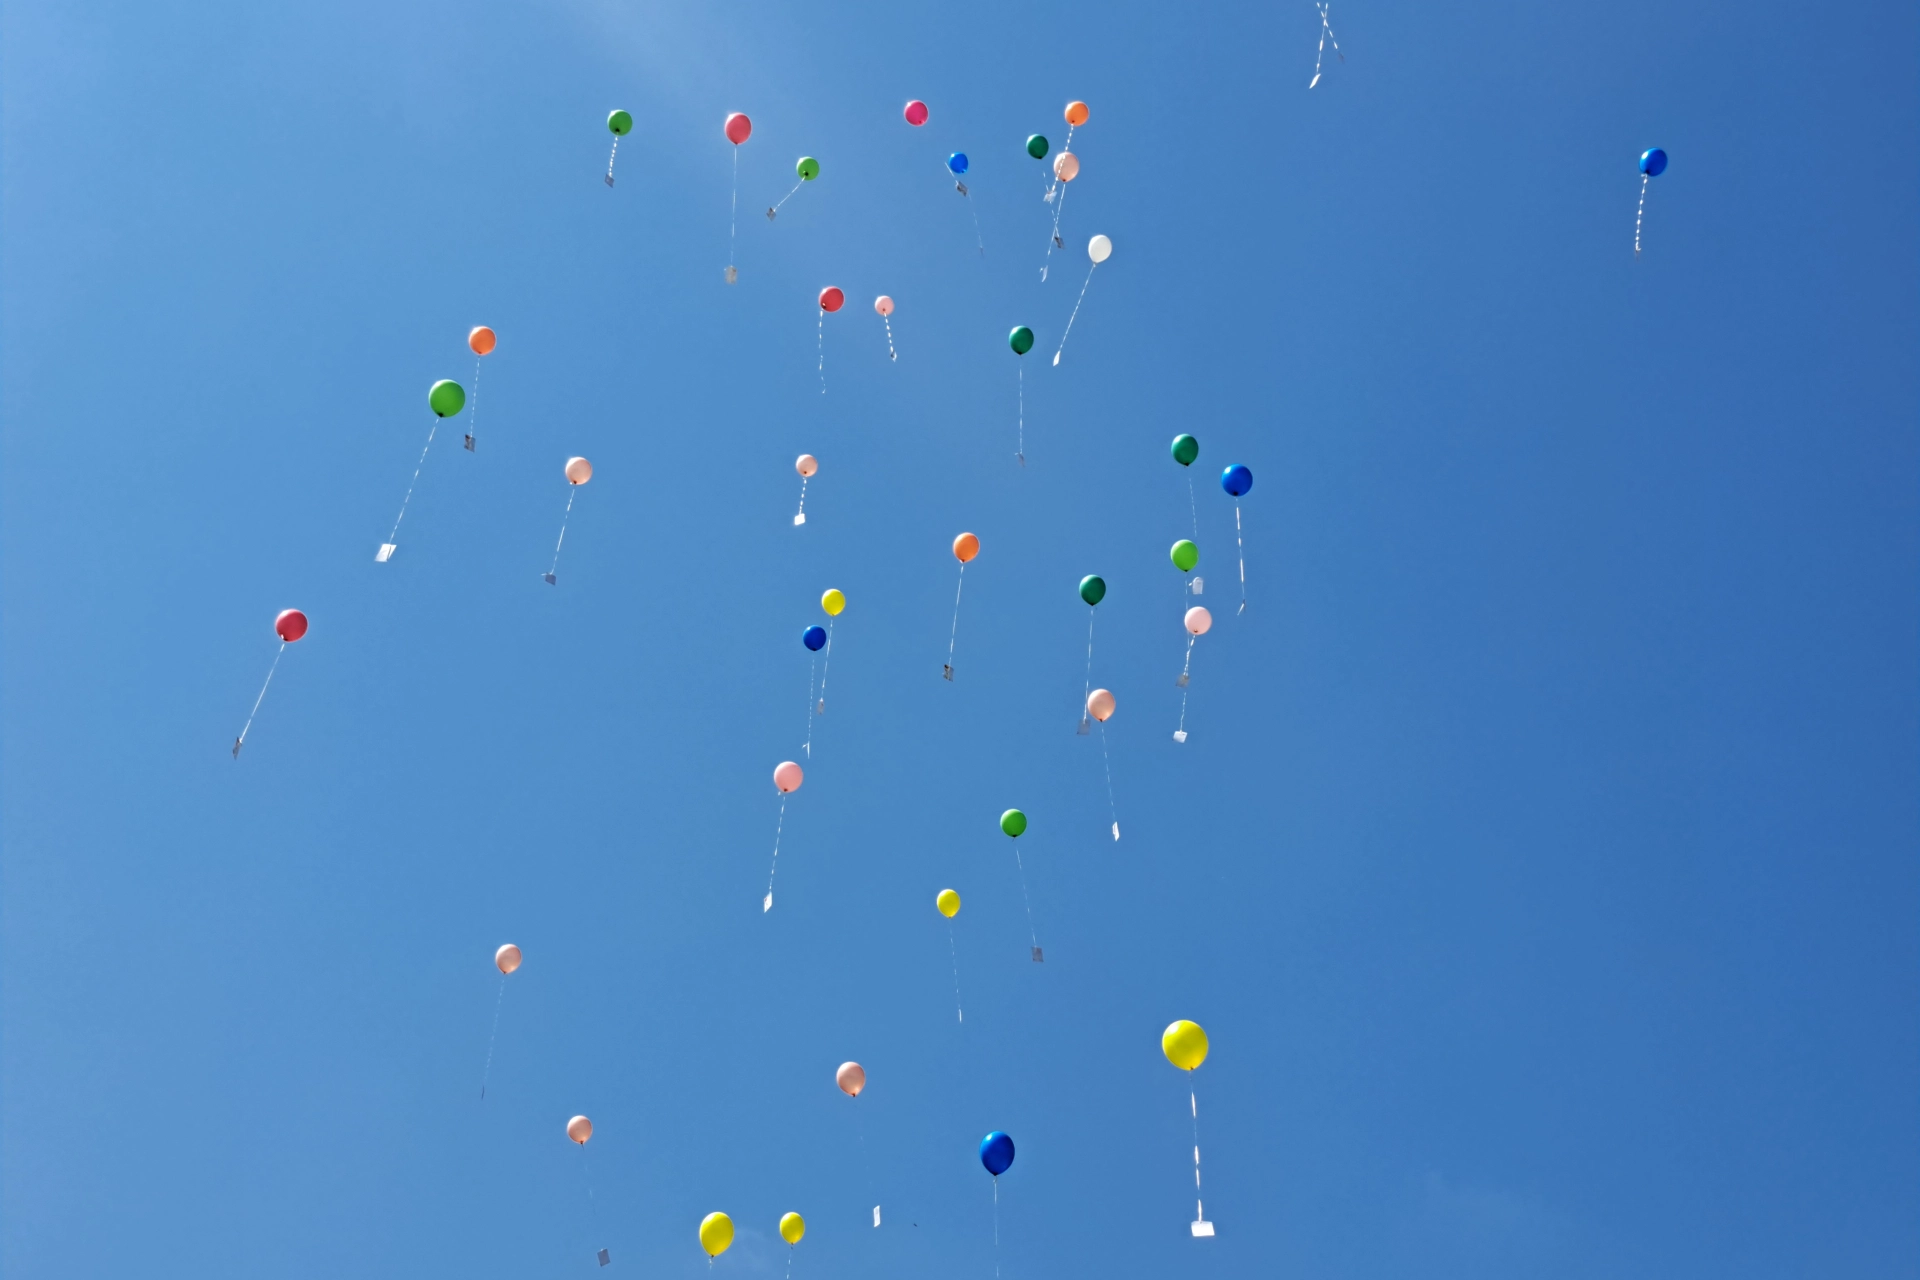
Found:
952,532 -> 979,564
1184,606 -> 1213,636
796,454 -> 818,478
874,295 -> 894,317
565,456 -> 593,485
494,944 -> 522,975
1086,688 -> 1115,722
1053,152 -> 1080,182
774,761 -> 804,794
835,1062 -> 866,1097
567,1115 -> 593,1144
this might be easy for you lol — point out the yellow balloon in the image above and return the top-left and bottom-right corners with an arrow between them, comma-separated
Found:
936,888 -> 961,918
700,1212 -> 735,1258
779,1212 -> 806,1246
821,588 -> 846,617
1162,1019 -> 1209,1071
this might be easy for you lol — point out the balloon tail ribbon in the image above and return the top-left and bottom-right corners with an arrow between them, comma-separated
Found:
579,1145 -> 607,1260
992,1177 -> 1001,1279
1015,365 -> 1026,466
1310,2 -> 1343,88
1190,1083 -> 1212,1233
232,641 -> 285,758
948,920 -> 964,1023
1234,503 -> 1248,614
605,136 -> 619,187
545,487 -> 577,584
1012,844 -> 1041,960
804,655 -> 817,757
963,186 -> 985,256
1174,636 -> 1196,743
1052,262 -> 1097,365
881,314 -> 897,361
378,417 -> 441,561
944,563 -> 965,681
768,179 -> 802,219
1634,172 -> 1649,257
818,309 -> 827,395
1041,169 -> 1071,280
726,147 -> 739,283
1188,473 -> 1198,539
794,476 -> 808,526
464,355 -> 482,451
1078,609 -> 1095,734
764,793 -> 787,912
479,973 -> 507,1100
816,620 -> 833,713
1099,721 -> 1119,841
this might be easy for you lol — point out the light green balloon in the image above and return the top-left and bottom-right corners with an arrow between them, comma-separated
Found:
1000,809 -> 1028,838
796,156 -> 820,181
428,379 -> 466,418
1170,540 -> 1199,572
608,110 -> 633,136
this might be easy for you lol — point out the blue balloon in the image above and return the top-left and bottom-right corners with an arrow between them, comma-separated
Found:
1639,148 -> 1668,177
803,625 -> 827,652
979,1131 -> 1015,1176
948,152 -> 969,176
1221,464 -> 1253,497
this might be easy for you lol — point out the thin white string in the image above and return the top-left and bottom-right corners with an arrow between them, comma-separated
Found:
605,135 -> 619,185
233,641 -> 285,757
948,920 -> 964,1022
479,973 -> 506,1099
804,655 -> 817,757
945,563 -> 965,678
1041,172 -> 1071,281
728,147 -> 739,277
548,487 -> 577,578
1012,844 -> 1039,951
1187,473 -> 1198,539
1099,721 -> 1119,841
385,417 -> 442,548
818,310 -> 826,395
764,793 -> 788,912
1175,635 -> 1196,739
1235,502 -> 1247,614
795,476 -> 808,523
992,1177 -> 1001,1280
1082,609 -> 1095,705
1052,262 -> 1097,365
768,178 -> 802,218
1190,1082 -> 1205,1220
1311,3 -> 1343,88
881,314 -> 897,361
816,619 -> 833,713
465,356 -> 482,449
1016,364 -> 1025,464
1634,173 -> 1650,257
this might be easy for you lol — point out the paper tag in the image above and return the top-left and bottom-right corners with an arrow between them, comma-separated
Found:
375,543 -> 397,563
1031,946 -> 1044,963
793,512 -> 806,526
598,1248 -> 611,1265
872,1206 -> 882,1228
762,892 -> 773,913
1173,730 -> 1188,744
1191,1221 -> 1215,1238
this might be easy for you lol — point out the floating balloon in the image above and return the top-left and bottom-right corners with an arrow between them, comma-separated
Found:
480,944 -> 522,1099
803,625 -> 826,652
948,152 -> 968,175
1088,234 -> 1112,264
700,1212 -> 734,1258
429,379 -> 463,419
566,456 -> 593,485
567,1115 -> 593,1145
769,156 -> 821,220
944,533 -> 980,679
1221,465 -> 1252,498
1008,327 -> 1035,463
818,287 -> 844,312
1309,3 -> 1344,89
722,114 -> 751,283
1171,434 -> 1200,467
1635,147 -> 1668,257
274,609 -> 309,642
937,889 -> 964,1019
952,532 -> 980,563
816,289 -> 845,393
542,458 -> 592,585
1222,466 -> 1253,613
836,1061 -> 866,1097
468,326 -> 496,356
1173,609 -> 1213,742
1171,540 -> 1199,573
495,944 -> 522,974
1087,688 -> 1115,722
1027,134 -> 1050,160
725,113 -> 752,144
980,1131 -> 1016,1176
903,100 -> 929,126
1053,233 -> 1112,365
794,455 -> 818,525
1009,326 -> 1035,355
874,295 -> 898,360
1052,151 -> 1080,183
1065,101 -> 1090,126
937,888 -> 961,918
780,1212 -> 806,1246
775,761 -> 804,794
1079,574 -> 1107,606
1162,1020 -> 1216,1235
378,380 -> 469,562
605,110 -> 632,186
234,609 -> 308,758
1185,606 -> 1212,635
1000,808 -> 1028,837
821,589 -> 846,617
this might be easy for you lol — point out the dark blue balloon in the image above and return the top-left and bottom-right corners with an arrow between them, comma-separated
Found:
979,1131 -> 1015,1176
1221,464 -> 1253,497
803,625 -> 827,652
1639,147 -> 1668,177
947,152 -> 969,176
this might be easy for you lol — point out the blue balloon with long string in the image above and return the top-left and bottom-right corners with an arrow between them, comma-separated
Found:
803,625 -> 827,652
1222,464 -> 1254,614
1220,464 -> 1252,497
1634,147 -> 1668,256
980,1131 -> 1015,1175
947,152 -> 969,175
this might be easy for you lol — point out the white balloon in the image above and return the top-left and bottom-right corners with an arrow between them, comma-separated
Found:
1088,234 -> 1113,264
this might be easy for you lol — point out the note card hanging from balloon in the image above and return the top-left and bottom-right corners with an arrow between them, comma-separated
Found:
1053,235 -> 1111,365
769,155 -> 820,220
377,378 -> 465,562
723,112 -> 752,283
232,608 -> 307,758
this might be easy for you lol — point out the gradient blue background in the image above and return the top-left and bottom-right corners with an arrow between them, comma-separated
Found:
4,2 -> 1915,1276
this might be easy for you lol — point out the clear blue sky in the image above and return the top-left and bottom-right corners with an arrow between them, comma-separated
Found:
3,1 -> 1915,1276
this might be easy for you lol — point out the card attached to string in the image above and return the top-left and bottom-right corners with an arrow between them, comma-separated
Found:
375,543 -> 397,563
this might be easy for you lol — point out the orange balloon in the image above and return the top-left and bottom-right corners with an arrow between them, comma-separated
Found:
1064,101 -> 1089,126
567,1115 -> 593,1144
952,532 -> 979,564
1053,152 -> 1080,182
1086,688 -> 1115,722
836,1062 -> 866,1097
565,456 -> 593,485
468,326 -> 497,356
494,943 -> 522,974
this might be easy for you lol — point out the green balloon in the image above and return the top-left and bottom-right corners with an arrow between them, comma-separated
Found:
1171,434 -> 1199,467
428,379 -> 466,418
1000,809 -> 1028,838
1079,575 -> 1107,606
607,110 -> 633,137
1170,540 -> 1199,572
1009,326 -> 1035,356
1026,134 -> 1050,160
796,156 -> 820,181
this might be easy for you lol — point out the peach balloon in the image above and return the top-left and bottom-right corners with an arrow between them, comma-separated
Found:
495,944 -> 522,975
567,1115 -> 593,1144
952,532 -> 980,564
1053,152 -> 1080,182
565,456 -> 593,485
774,761 -> 804,794
1064,101 -> 1089,126
1185,606 -> 1213,636
836,1061 -> 866,1097
874,295 -> 895,317
468,326 -> 497,356
796,454 -> 818,478
1086,688 -> 1115,722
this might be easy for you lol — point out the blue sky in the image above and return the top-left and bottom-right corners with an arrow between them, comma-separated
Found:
3,1 -> 1915,1277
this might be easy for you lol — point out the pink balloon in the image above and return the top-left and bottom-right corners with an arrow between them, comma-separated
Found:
274,609 -> 308,643
724,112 -> 752,144
818,287 -> 845,313
1052,151 -> 1080,182
1086,688 -> 1115,722
836,1061 -> 866,1097
566,1115 -> 593,1144
874,295 -> 894,317
795,454 -> 818,478
774,761 -> 804,794
495,944 -> 522,974
565,456 -> 593,485
1184,606 -> 1213,636
902,100 -> 928,127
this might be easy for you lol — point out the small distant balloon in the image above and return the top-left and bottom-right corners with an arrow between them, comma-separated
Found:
947,152 -> 969,176
700,1212 -> 735,1258
494,944 -> 522,975
952,532 -> 980,564
796,454 -> 819,478
937,888 -> 962,918
1052,152 -> 1080,183
1064,101 -> 1090,126
818,286 -> 845,313
607,110 -> 633,136
274,609 -> 309,642
1221,464 -> 1252,496
1009,326 -> 1035,355
1171,434 -> 1200,467
1086,688 -> 1115,722
565,456 -> 593,486
780,1213 -> 806,1246
1640,147 -> 1668,176
980,1131 -> 1016,1176
874,295 -> 894,316
468,326 -> 496,356
1000,809 -> 1028,838
567,1115 -> 593,1145
803,625 -> 827,652
1027,134 -> 1050,159
774,760 -> 805,794
428,379 -> 465,418
903,100 -> 929,126
1171,540 -> 1199,572
820,589 -> 846,617
724,113 -> 752,145
1162,1019 -> 1210,1070
1088,234 -> 1112,264
1079,575 -> 1107,606
836,1061 -> 867,1097
1185,606 -> 1213,636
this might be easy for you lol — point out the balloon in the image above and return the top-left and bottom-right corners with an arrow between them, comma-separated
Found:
1185,606 -> 1213,636
979,1131 -> 1015,1176
1086,688 -> 1115,722
724,113 -> 752,145
494,943 -> 522,975
1026,134 -> 1050,160
1052,152 -> 1080,182
1171,434 -> 1199,467
1000,809 -> 1028,838
903,100 -> 929,126
1079,575 -> 1107,606
1639,147 -> 1668,177
1009,326 -> 1035,356
567,1115 -> 593,1144
1221,464 -> 1252,497
1088,234 -> 1112,264
947,152 -> 969,176
468,326 -> 497,356
780,1213 -> 806,1246
819,286 -> 845,313
836,1061 -> 866,1097
273,609 -> 309,643
796,156 -> 820,180
952,532 -> 980,564
1171,540 -> 1199,572
874,295 -> 895,317
820,588 -> 846,617
607,110 -> 633,136
936,888 -> 961,918
1162,1019 -> 1210,1070
428,379 -> 465,418
565,456 -> 593,485
700,1212 -> 735,1258
774,761 -> 804,794
802,625 -> 826,652
796,454 -> 819,478
1064,101 -> 1090,126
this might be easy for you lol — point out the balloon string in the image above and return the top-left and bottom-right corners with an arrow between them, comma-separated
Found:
385,417 -> 442,549
1083,609 -> 1096,703
728,147 -> 739,279
852,1097 -> 878,1226
1052,262 -> 1096,366
818,310 -> 827,395
579,1145 -> 606,1256
1099,721 -> 1119,841
479,973 -> 506,1100
1235,502 -> 1247,615
1187,473 -> 1198,540
1190,1082 -> 1205,1220
881,314 -> 897,361
769,178 -> 803,218
965,190 -> 985,256
1041,177 -> 1070,281
232,641 -> 285,758
1015,364 -> 1025,465
796,476 -> 808,524
764,793 -> 787,912
548,487 -> 577,579
948,919 -> 964,1023
1175,636 -> 1196,740
804,655 -> 817,757
1311,2 -> 1343,88
1012,844 -> 1038,951
945,563 -> 965,679
816,620 -> 833,714
465,356 -> 482,450
1634,173 -> 1649,257
992,1177 -> 1001,1280
606,136 -> 619,185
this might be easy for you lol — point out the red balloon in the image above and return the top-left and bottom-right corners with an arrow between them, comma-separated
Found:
902,100 -> 929,127
724,112 -> 752,144
274,609 -> 308,643
818,287 -> 845,313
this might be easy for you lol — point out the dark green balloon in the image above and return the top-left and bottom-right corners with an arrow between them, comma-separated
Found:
608,110 -> 633,136
1079,575 -> 1107,606
1171,434 -> 1199,467
1000,808 -> 1028,838
796,156 -> 820,180
428,379 -> 466,418
1026,134 -> 1050,160
1170,540 -> 1199,572
1009,326 -> 1035,356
